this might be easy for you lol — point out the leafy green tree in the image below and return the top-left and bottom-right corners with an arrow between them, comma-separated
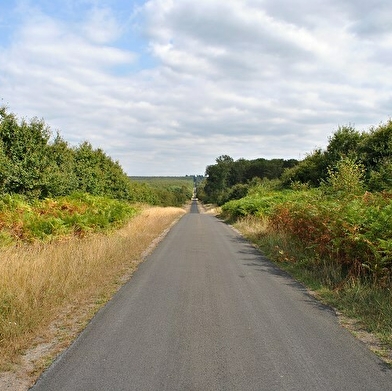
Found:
0,107 -> 51,198
203,155 -> 299,204
0,107 -> 152,201
281,149 -> 328,187
45,133 -> 78,197
226,183 -> 249,201
204,155 -> 234,204
228,158 -> 249,185
74,142 -> 104,195
360,120 -> 392,172
0,139 -> 11,194
367,158 -> 392,191
246,158 -> 269,180
73,142 -> 135,200
326,125 -> 363,165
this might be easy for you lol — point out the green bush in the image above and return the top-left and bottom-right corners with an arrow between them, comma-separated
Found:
222,183 -> 392,284
0,193 -> 137,245
221,191 -> 292,219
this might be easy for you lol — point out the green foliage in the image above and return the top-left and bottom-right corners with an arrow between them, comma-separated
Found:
127,181 -> 159,204
281,149 -> 328,188
226,183 -> 249,201
321,157 -> 365,196
361,120 -> 392,171
326,125 -> 363,163
222,181 -> 392,284
0,106 -> 155,203
282,120 -> 392,191
202,155 -> 298,204
0,193 -> 137,245
131,176 -> 194,206
221,190 -> 293,220
0,107 -> 51,197
45,134 -> 79,196
367,158 -> 392,191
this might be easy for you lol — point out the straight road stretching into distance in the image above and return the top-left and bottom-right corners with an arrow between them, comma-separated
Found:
31,201 -> 392,390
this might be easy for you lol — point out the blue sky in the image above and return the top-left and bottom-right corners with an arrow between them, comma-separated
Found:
1,0 -> 392,175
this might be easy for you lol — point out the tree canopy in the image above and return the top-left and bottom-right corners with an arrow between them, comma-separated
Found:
0,107 -> 135,200
199,120 -> 392,204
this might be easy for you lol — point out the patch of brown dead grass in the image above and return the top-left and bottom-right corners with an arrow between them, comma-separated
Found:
233,215 -> 269,239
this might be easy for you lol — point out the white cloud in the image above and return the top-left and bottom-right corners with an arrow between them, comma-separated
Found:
0,0 -> 392,175
83,7 -> 122,44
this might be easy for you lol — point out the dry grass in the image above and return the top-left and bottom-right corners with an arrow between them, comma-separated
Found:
233,215 -> 269,239
0,206 -> 185,382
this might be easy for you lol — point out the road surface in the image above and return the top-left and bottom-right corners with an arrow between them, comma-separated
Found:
31,201 -> 392,390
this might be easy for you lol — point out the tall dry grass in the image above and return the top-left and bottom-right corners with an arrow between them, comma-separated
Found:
0,206 -> 185,371
233,215 -> 269,239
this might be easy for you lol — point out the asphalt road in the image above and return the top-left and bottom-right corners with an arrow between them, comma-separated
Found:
31,201 -> 392,390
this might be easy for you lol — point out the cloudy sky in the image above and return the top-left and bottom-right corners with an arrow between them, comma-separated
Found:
1,0 -> 391,176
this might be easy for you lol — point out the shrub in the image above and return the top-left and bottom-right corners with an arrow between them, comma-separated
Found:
0,193 -> 137,245
322,157 -> 365,197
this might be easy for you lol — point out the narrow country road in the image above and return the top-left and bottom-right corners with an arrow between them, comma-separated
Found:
31,201 -> 392,390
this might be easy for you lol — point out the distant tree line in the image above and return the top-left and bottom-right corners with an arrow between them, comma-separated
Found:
199,155 -> 298,204
199,120 -> 392,204
131,177 -> 194,207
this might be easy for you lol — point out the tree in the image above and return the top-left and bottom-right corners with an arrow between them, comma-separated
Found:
281,149 -> 328,187
360,120 -> 392,171
0,107 -> 51,197
326,125 -> 363,165
204,155 -> 234,204
73,142 -> 134,199
322,157 -> 365,197
0,106 -> 140,200
44,133 -> 78,197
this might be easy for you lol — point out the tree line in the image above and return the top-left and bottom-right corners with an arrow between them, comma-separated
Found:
199,155 -> 298,204
282,122 -> 392,191
200,120 -> 392,204
0,107 -> 196,206
0,107 -> 140,200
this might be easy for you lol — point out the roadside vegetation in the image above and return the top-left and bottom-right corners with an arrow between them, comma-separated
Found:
0,206 -> 185,373
131,176 -> 195,207
0,193 -> 137,246
199,120 -> 392,358
2,103 -> 392,375
0,107 -> 188,376
0,106 -> 191,205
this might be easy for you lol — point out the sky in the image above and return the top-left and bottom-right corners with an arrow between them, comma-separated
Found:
1,0 -> 391,176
